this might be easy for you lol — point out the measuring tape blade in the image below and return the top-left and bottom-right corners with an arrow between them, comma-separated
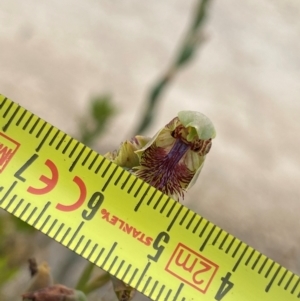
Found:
0,94 -> 298,300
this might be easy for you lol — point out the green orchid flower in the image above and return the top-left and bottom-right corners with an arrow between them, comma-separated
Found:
105,110 -> 216,201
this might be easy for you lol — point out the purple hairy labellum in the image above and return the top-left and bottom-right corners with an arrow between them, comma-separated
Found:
134,139 -> 193,198
105,111 -> 216,201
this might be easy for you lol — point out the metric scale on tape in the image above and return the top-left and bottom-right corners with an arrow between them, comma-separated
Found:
0,94 -> 299,300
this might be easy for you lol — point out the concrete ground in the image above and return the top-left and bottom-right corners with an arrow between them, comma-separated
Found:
1,0 -> 300,300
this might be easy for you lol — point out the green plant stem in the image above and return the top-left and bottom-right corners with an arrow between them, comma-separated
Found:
133,0 -> 213,135
75,262 -> 96,291
83,272 -> 111,295
75,262 -> 111,295
73,1 -> 213,298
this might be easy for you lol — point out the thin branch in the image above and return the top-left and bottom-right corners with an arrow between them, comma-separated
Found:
133,0 -> 213,135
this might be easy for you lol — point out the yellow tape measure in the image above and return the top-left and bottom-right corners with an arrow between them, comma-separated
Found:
0,94 -> 299,300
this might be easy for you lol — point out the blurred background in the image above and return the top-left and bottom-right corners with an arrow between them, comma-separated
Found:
1,0 -> 300,300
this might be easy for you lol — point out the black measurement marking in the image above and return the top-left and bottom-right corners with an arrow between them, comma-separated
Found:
278,269 -> 288,286
156,284 -> 165,301
60,227 -> 71,244
199,220 -> 210,237
135,185 -> 151,212
291,277 -> 300,294
285,273 -> 295,290
25,207 -> 37,223
95,157 -> 106,174
173,283 -> 184,301
4,195 -> 17,211
251,253 -> 262,270
19,202 -> 31,219
0,97 -> 7,108
82,149 -> 93,166
232,241 -> 242,258
36,125 -> 53,152
107,256 -> 118,273
102,165 -> 118,192
181,298 -> 186,301
136,262 -> 151,290
32,201 -> 51,227
88,153 -> 99,170
121,173 -> 131,189
3,100 -> 13,117
73,235 -> 84,252
160,196 -> 170,214
0,181 -> 17,205
87,243 -> 98,261
69,141 -> 80,158
148,232 -> 170,262
219,232 -> 229,250
148,281 -> 159,299
166,201 -> 177,218
67,221 -> 85,247
121,264 -> 132,281
128,268 -> 139,285
192,216 -> 203,233
134,181 -> 144,198
2,104 -> 20,132
36,121 -> 46,138
62,137 -> 73,154
265,261 -> 275,278
212,228 -> 223,245
215,272 -> 234,300
17,109 -> 27,126
232,245 -> 249,272
56,133 -> 67,150
200,225 -> 216,251
80,238 -> 91,256
153,193 -> 164,210
114,169 -> 125,185
147,189 -> 158,206
258,257 -> 269,274
179,208 -> 190,226
49,129 -> 60,145
186,212 -> 196,229
29,117 -> 40,134
69,145 -> 86,171
225,236 -> 236,254
127,178 -> 138,194
94,248 -> 105,265
114,260 -> 125,277
11,198 -> 24,214
46,219 -> 58,235
101,242 -> 117,269
141,276 -> 152,294
39,215 -> 50,232
245,248 -> 255,266
23,113 -> 34,130
265,265 -> 282,292
167,204 -> 183,231
101,161 -> 112,177
14,153 -> 38,182
53,223 -> 65,240
166,289 -> 173,301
